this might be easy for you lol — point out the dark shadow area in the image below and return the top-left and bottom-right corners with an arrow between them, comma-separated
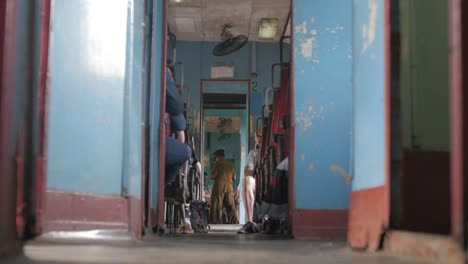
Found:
390,0 -> 451,235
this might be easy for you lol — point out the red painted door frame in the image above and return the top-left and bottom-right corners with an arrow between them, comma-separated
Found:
35,0 -> 51,235
449,0 -> 468,246
0,0 -> 5,91
156,0 -> 168,231
0,0 -> 19,255
288,0 -> 296,234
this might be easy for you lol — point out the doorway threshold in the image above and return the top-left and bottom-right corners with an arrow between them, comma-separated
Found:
383,230 -> 464,264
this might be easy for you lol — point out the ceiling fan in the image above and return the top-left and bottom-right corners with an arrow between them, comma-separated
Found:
212,24 -> 248,56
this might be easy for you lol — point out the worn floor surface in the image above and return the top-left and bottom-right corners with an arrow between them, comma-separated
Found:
2,230 -> 434,264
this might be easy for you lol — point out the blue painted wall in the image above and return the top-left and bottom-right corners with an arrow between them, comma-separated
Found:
352,0 -> 386,191
149,0 -> 164,211
122,0 -> 145,198
173,41 -> 288,141
293,0 -> 353,209
47,0 -> 129,194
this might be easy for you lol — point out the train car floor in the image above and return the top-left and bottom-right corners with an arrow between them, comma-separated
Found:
3,230 -> 433,264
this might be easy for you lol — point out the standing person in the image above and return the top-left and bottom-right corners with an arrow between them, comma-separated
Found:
209,149 -> 239,224
238,133 -> 261,234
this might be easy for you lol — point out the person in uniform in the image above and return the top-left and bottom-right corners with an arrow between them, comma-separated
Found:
209,149 -> 239,224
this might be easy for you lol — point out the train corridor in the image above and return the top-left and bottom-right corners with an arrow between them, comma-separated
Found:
2,0 -> 468,263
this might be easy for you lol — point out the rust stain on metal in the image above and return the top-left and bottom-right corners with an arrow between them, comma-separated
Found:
330,164 -> 351,185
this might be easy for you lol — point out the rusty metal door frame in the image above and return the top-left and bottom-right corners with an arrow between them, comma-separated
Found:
156,0 -> 168,232
34,0 -> 52,236
449,0 -> 468,247
0,0 -> 20,254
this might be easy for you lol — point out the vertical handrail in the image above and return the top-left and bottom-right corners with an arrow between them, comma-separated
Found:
265,87 -> 273,113
280,10 -> 292,65
167,27 -> 176,66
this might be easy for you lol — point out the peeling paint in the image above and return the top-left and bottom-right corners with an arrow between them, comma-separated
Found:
310,17 -> 316,23
295,21 -> 307,35
309,164 -> 315,172
300,38 -> 315,61
310,29 -> 318,35
301,154 -> 305,161
326,25 -> 345,34
362,0 -> 378,52
295,110 -> 312,130
330,164 -> 352,185
295,112 -> 311,130
295,103 -> 327,130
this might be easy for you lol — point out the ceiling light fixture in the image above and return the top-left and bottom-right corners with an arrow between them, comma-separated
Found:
170,0 -> 184,3
258,18 -> 279,40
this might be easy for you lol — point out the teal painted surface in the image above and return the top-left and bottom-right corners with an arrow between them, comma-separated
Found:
122,0 -> 145,198
352,0 -> 386,191
149,0 -> 164,210
47,0 -> 129,194
293,0 -> 353,209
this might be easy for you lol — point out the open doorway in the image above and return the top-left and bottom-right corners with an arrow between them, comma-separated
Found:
390,0 -> 451,235
201,82 -> 250,225
158,0 -> 292,234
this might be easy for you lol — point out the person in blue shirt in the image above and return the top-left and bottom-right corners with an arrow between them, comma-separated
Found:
164,68 -> 201,189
